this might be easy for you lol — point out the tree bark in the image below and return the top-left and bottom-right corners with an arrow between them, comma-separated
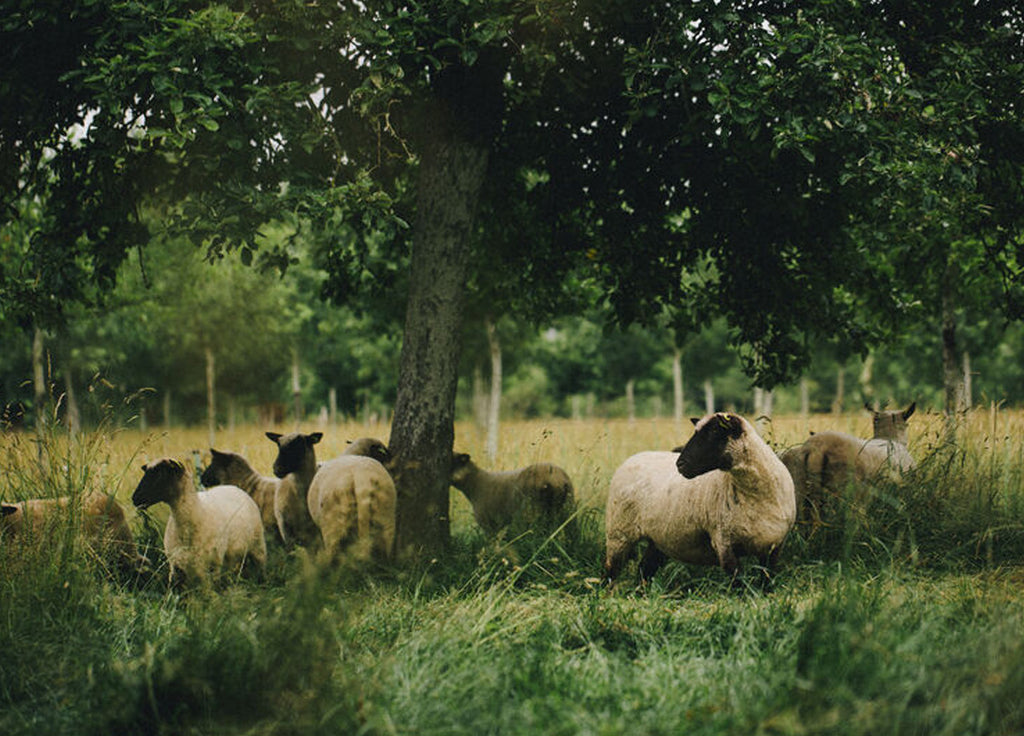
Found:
388,112 -> 490,556
942,275 -> 966,432
703,379 -> 714,415
485,317 -> 502,462
626,379 -> 636,422
32,323 -> 46,432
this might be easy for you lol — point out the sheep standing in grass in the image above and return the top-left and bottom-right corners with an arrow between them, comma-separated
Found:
780,403 -> 916,523
201,449 -> 281,541
449,453 -> 576,537
1,492 -> 138,571
269,432 -> 396,562
604,412 -> 795,586
266,431 -> 322,548
132,457 -> 266,587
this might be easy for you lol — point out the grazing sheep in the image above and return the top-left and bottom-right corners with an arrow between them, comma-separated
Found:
200,448 -> 281,541
780,403 -> 916,522
265,431 -> 322,548
269,431 -> 396,562
450,453 -> 576,537
604,412 -> 796,586
132,457 -> 266,587
0,491 -> 138,571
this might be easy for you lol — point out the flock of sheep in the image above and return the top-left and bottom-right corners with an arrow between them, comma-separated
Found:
0,404 -> 917,589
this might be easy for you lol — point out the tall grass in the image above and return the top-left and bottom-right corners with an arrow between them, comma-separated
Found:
2,408 -> 1024,734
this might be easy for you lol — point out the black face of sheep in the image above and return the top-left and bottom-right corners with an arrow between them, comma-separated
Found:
132,458 -> 186,510
450,452 -> 472,482
675,413 -> 744,478
200,449 -> 234,488
267,431 -> 322,478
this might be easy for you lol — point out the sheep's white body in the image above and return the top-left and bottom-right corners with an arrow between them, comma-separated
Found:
164,483 -> 266,586
201,449 -> 281,540
450,457 -> 575,535
604,413 -> 795,582
306,455 -> 396,561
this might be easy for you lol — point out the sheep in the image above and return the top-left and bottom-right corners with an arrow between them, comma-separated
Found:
0,491 -> 138,571
265,431 -> 322,548
132,457 -> 266,587
780,403 -> 916,523
604,412 -> 796,586
449,452 -> 577,538
268,431 -> 396,562
200,448 -> 281,541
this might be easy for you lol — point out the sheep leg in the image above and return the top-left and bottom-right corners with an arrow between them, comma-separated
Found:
716,544 -> 740,585
638,542 -> 666,585
603,536 -> 635,587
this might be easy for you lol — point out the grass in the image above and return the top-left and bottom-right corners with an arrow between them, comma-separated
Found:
2,409 -> 1024,734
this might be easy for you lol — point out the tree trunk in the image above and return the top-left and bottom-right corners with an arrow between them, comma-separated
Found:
626,379 -> 636,422
329,387 -> 338,426
32,323 -> 46,433
485,317 -> 502,462
672,348 -> 684,428
703,379 -> 714,415
388,108 -> 490,557
800,377 -> 810,418
205,346 -> 216,448
471,364 -> 487,429
942,278 -> 966,432
962,351 -> 972,411
291,349 -> 302,427
832,367 -> 845,414
64,363 -> 80,437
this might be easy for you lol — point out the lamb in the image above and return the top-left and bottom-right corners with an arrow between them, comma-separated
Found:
449,453 -> 577,537
604,412 -> 796,586
780,403 -> 916,522
1,491 -> 138,571
200,448 -> 281,542
268,431 -> 396,562
132,457 -> 266,587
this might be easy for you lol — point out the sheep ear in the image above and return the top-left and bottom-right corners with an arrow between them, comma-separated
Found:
690,417 -> 700,426
1,504 -> 17,516
266,432 -> 282,444
308,432 -> 323,445
903,402 -> 916,420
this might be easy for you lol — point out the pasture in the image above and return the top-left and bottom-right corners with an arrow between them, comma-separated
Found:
3,409 -> 1024,735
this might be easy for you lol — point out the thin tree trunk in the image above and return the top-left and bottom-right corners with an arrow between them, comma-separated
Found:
703,379 -> 714,415
205,346 -> 216,448
472,364 -> 487,430
388,102 -> 491,556
942,280 -> 966,434
672,348 -> 684,428
329,387 -> 338,426
832,367 -> 845,415
32,324 -> 46,433
962,351 -> 972,411
485,318 -> 502,462
291,350 -> 302,427
800,377 -> 810,418
64,363 -> 80,437
625,379 -> 636,422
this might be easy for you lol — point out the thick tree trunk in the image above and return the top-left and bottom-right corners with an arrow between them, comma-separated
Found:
485,317 -> 502,462
388,118 -> 490,556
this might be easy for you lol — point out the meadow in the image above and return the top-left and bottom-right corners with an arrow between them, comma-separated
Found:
2,408 -> 1024,735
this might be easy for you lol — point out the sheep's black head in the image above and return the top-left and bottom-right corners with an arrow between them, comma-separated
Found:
200,449 -> 241,488
675,413 -> 745,478
866,402 -> 915,443
450,452 -> 473,484
345,437 -> 392,466
133,458 -> 186,510
267,431 -> 322,478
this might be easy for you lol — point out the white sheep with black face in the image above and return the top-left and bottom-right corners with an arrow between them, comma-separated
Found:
604,412 -> 796,586
265,431 -> 322,548
449,453 -> 576,537
780,403 -> 916,522
268,432 -> 396,562
132,457 -> 266,587
201,448 -> 281,542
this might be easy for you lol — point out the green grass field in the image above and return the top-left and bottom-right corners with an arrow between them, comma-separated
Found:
2,409 -> 1024,735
